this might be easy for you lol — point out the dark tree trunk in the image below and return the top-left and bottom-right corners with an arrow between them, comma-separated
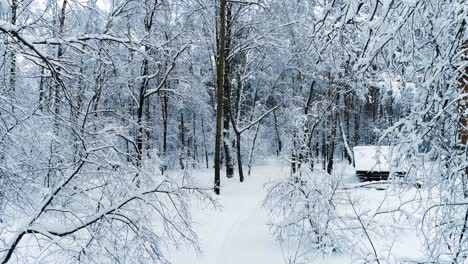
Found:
458,43 -> 468,255
192,112 -> 198,163
161,91 -> 169,163
231,72 -> 244,182
343,95 -> 352,164
354,105 -> 361,146
327,111 -> 338,174
201,115 -> 209,168
387,93 -> 394,127
126,50 -> 135,163
247,123 -> 260,175
236,132 -> 244,182
9,0 -> 17,93
53,0 -> 68,117
222,3 -> 234,179
321,128 -> 326,171
460,40 -> 468,145
214,0 -> 227,195
145,90 -> 151,158
136,57 -> 148,165
273,110 -> 282,156
291,138 -> 298,174
38,67 -> 47,110
179,112 -> 186,170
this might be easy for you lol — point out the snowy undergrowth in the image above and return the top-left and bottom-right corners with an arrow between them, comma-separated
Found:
264,161 -> 454,264
0,139 -> 213,264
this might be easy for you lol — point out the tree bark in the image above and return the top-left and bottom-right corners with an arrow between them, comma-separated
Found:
201,115 -> 209,168
321,128 -> 326,170
247,123 -> 260,175
214,0 -> 227,195
459,40 -> 468,145
327,110 -> 337,174
135,4 -> 157,167
192,112 -> 198,163
236,132 -> 244,182
459,40 -> 468,226
161,91 -> 169,172
354,105 -> 361,146
9,0 -> 17,93
136,57 -> 148,164
222,3 -> 234,179
273,110 -> 282,156
232,73 -> 244,182
145,88 -> 151,158
179,112 -> 186,170
38,67 -> 47,110
53,0 -> 68,117
344,95 -> 352,163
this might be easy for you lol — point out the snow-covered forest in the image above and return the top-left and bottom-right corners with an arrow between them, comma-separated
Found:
0,0 -> 467,263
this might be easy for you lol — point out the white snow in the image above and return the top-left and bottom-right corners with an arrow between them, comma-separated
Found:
353,145 -> 394,172
164,160 -> 447,264
168,160 -> 287,264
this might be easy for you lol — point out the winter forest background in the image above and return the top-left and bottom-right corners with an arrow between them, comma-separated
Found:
0,0 -> 467,263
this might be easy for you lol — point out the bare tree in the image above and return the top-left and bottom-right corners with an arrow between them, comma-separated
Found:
214,0 -> 227,195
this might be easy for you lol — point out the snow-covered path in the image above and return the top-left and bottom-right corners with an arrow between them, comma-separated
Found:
168,163 -> 287,264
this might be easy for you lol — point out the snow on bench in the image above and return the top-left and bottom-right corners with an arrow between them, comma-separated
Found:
353,145 -> 403,181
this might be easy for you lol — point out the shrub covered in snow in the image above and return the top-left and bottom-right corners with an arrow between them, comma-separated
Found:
265,166 -> 347,261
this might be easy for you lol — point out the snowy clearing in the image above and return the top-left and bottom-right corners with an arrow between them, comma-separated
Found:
165,160 -> 438,264
168,161 -> 287,264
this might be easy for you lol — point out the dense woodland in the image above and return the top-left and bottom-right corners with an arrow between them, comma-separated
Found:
0,0 -> 467,263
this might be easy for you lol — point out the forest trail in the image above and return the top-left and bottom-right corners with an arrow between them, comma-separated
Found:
169,162 -> 287,264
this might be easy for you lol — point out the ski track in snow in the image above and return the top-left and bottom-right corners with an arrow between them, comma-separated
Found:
168,163 -> 287,264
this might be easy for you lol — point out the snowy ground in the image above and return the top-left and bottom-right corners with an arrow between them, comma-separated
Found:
165,159 -> 436,264
168,159 -> 288,264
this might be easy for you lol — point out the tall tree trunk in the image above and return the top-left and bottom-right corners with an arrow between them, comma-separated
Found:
161,90 -> 169,172
192,112 -> 198,163
236,132 -> 244,182
324,75 -> 333,171
135,4 -> 156,168
321,127 -> 326,170
453,38 -> 468,264
354,105 -> 361,146
291,136 -> 298,174
179,112 -> 186,170
214,0 -> 227,195
460,40 -> 468,145
346,95 -> 352,142
371,87 -> 377,123
232,73 -> 244,182
126,49 -> 135,163
222,3 -> 234,179
341,122 -> 353,165
343,95 -> 352,164
223,127 -> 234,177
145,89 -> 151,158
136,57 -> 148,165
327,110 -> 337,174
298,81 -> 315,167
387,93 -> 394,127
9,0 -> 17,93
247,123 -> 260,175
201,115 -> 209,168
53,0 -> 68,117
38,67 -> 47,110
314,129 -> 320,158
273,110 -> 282,156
